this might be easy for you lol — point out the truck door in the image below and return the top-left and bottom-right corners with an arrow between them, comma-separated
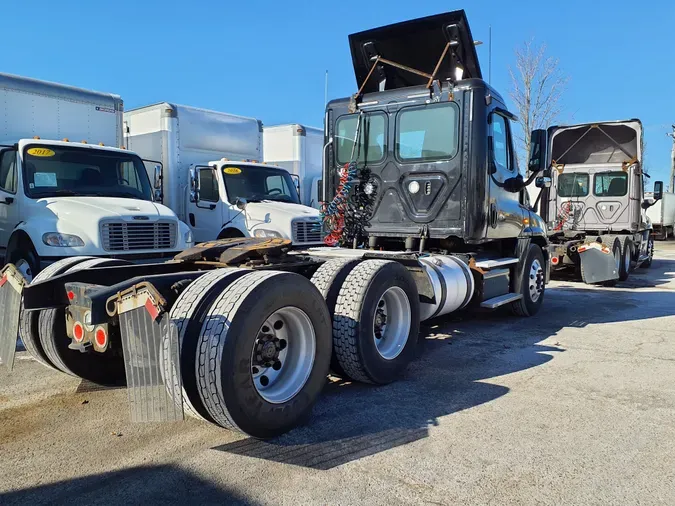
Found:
487,112 -> 525,239
187,165 -> 224,243
0,148 -> 19,253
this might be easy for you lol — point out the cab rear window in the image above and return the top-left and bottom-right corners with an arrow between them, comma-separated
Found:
594,172 -> 627,197
557,173 -> 589,197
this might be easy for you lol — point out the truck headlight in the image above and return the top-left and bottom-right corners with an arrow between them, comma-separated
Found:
254,229 -> 282,238
184,229 -> 193,246
42,233 -> 85,247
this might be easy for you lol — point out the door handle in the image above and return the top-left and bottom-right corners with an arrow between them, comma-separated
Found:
0,197 -> 14,205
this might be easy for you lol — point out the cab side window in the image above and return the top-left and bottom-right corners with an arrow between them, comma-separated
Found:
490,114 -> 514,172
199,168 -> 219,202
0,150 -> 17,194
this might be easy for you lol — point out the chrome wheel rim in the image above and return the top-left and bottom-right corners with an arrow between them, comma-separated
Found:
613,246 -> 621,270
373,286 -> 411,360
251,306 -> 315,404
529,259 -> 544,302
15,259 -> 33,284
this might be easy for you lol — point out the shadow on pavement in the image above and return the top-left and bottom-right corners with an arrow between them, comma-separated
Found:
0,464 -> 255,506
214,282 -> 675,470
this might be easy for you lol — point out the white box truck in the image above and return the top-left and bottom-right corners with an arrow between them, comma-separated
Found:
646,191 -> 675,240
0,73 -> 193,281
263,124 -> 323,208
124,104 -> 322,245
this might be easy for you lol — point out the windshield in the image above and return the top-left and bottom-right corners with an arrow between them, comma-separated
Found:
558,173 -> 589,198
221,165 -> 300,204
22,145 -> 153,200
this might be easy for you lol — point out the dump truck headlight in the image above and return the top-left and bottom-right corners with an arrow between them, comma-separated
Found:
42,233 -> 85,247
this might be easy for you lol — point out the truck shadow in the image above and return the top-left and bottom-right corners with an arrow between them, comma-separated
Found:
0,464 -> 256,506
213,283 -> 675,470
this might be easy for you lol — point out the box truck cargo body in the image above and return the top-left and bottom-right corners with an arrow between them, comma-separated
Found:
645,191 -> 675,239
125,104 -> 322,245
263,124 -> 323,208
0,74 -> 192,281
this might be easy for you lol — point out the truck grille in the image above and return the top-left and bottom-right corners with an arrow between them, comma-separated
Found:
292,220 -> 322,244
101,222 -> 177,251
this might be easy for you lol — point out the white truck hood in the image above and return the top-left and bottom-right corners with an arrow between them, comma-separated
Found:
244,201 -> 322,245
42,196 -> 175,221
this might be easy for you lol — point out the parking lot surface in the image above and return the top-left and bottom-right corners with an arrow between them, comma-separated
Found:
2,244 -> 675,505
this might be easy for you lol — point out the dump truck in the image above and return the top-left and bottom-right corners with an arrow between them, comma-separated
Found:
0,10 -> 550,439
528,120 -> 663,284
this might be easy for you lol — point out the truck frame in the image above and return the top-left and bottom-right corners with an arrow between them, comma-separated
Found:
0,11 -> 550,439
529,120 -> 663,284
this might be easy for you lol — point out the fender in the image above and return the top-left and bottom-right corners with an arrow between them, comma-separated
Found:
217,226 -> 248,239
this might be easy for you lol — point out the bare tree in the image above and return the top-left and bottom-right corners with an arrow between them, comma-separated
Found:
509,39 -> 568,172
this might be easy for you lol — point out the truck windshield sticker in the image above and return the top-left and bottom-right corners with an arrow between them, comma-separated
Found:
224,167 -> 242,175
33,172 -> 58,187
26,148 -> 55,157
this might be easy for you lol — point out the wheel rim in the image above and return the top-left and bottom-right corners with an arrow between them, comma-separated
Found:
15,259 -> 33,283
529,259 -> 544,302
613,246 -> 621,270
250,306 -> 315,404
373,286 -> 411,360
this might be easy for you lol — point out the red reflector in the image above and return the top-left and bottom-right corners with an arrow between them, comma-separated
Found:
0,275 -> 6,287
73,322 -> 84,342
144,298 -> 160,321
95,327 -> 107,347
551,256 -> 559,265
67,291 -> 75,300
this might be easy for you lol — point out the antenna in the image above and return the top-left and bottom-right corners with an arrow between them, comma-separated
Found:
488,25 -> 492,83
668,124 -> 675,192
324,70 -> 328,108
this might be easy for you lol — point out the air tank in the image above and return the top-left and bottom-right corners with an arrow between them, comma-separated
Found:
418,255 -> 475,321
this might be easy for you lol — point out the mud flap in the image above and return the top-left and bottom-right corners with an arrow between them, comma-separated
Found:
0,265 -> 26,370
117,288 -> 184,422
579,244 -> 618,284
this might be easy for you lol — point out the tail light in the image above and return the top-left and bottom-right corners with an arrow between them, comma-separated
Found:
94,326 -> 108,348
73,322 -> 84,342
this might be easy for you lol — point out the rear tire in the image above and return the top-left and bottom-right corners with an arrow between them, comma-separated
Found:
619,237 -> 632,281
510,245 -> 546,317
310,258 -> 360,377
641,237 -> 654,268
19,256 -> 95,369
332,260 -> 420,385
167,267 -> 249,421
196,271 -> 332,438
38,258 -> 128,385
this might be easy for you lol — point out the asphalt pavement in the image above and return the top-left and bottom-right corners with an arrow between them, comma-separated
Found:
2,244 -> 675,505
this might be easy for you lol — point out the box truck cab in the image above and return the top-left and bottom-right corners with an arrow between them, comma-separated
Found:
0,73 -> 192,281
189,160 -> 321,244
124,103 -> 322,245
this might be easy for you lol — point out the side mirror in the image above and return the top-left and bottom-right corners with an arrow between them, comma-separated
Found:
653,180 -> 664,201
291,174 -> 300,195
153,164 -> 162,189
189,167 -> 199,203
235,197 -> 247,210
528,129 -> 548,174
153,188 -> 162,202
535,176 -> 552,188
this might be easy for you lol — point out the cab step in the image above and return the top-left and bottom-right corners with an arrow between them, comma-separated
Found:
475,257 -> 519,270
480,293 -> 523,309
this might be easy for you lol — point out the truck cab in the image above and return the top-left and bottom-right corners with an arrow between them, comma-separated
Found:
529,120 -> 663,283
323,11 -> 547,253
188,160 -> 322,245
0,139 -> 192,281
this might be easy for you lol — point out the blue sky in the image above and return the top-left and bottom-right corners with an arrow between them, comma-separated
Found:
3,0 -> 674,183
